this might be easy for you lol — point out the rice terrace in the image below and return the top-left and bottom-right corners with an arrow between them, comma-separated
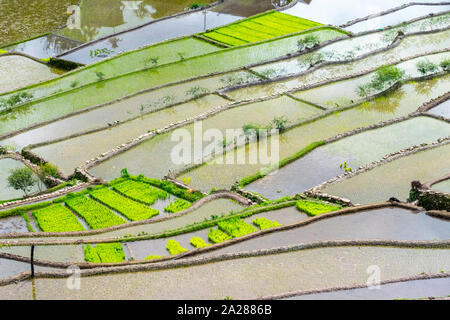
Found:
0,0 -> 449,302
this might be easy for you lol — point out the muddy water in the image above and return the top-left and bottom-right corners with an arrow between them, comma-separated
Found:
432,179 -> 450,193
429,99 -> 450,118
247,116 -> 450,198
288,277 -> 450,300
56,0 -> 217,43
0,158 -> 44,201
321,143 -> 450,204
1,71 -> 256,150
179,76 -> 450,192
228,29 -> 450,100
0,216 -> 28,234
202,208 -> 450,257
0,56 -> 62,94
89,96 -> 322,180
1,246 -> 448,299
3,34 -> 82,59
0,0 -> 78,47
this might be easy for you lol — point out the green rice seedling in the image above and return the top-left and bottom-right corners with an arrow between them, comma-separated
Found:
295,200 -> 341,216
166,239 -> 188,255
32,204 -> 84,232
416,60 -> 438,75
112,179 -> 168,205
252,217 -> 281,230
217,217 -> 257,238
145,254 -> 163,260
208,228 -> 232,243
164,198 -> 192,213
190,236 -> 210,248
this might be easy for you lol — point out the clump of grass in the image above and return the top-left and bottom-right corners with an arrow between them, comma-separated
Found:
70,81 -> 79,88
0,91 -> 33,110
95,71 -> 105,81
416,60 -> 438,75
185,86 -> 210,98
357,65 -> 405,97
188,2 -> 208,9
440,59 -> 450,71
295,200 -> 341,216
297,34 -> 320,51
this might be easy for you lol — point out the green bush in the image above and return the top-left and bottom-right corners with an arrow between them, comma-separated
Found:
164,198 -> 192,213
217,217 -> 257,238
416,60 -> 438,75
33,204 -> 85,232
295,200 -> 341,216
252,217 -> 281,230
166,239 -> 188,255
357,65 -> 405,97
190,236 -> 210,248
208,228 -> 232,243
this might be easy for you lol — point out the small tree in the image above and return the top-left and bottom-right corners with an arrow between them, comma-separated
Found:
7,167 -> 37,197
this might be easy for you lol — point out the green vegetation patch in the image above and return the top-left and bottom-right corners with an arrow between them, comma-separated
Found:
166,239 -> 188,255
89,187 -> 159,221
112,179 -> 168,205
252,217 -> 281,230
145,254 -> 163,260
164,198 -> 192,213
84,243 -> 125,263
65,195 -> 126,229
190,236 -> 210,248
201,11 -> 322,46
32,204 -> 85,232
217,217 -> 257,238
208,228 -> 232,243
295,200 -> 341,216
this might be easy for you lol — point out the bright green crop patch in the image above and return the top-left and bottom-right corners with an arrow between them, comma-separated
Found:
112,179 -> 168,205
90,187 -> 159,221
166,239 -> 188,255
32,204 -> 85,232
164,198 -> 192,213
208,228 -> 232,243
65,195 -> 126,229
190,236 -> 210,248
203,11 -> 323,46
295,200 -> 341,216
252,217 -> 281,230
84,243 -> 125,263
145,254 -> 163,260
217,217 -> 257,238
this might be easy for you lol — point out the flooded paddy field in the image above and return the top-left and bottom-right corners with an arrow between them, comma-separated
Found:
201,207 -> 450,257
246,116 -> 450,198
286,277 -> 450,300
321,143 -> 450,204
180,76 -> 450,192
89,95 -> 322,180
0,55 -> 63,94
0,246 -> 448,299
0,1 -> 449,300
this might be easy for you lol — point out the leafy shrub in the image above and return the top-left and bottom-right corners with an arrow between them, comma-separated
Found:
39,163 -> 59,178
295,200 -> 341,216
416,60 -> 438,75
208,228 -> 232,243
33,204 -> 84,232
164,198 -> 192,213
112,180 -> 167,205
217,217 -> 257,238
65,195 -> 126,229
252,217 -> 281,230
440,59 -> 450,71
297,34 -> 320,50
357,65 -> 405,97
190,236 -> 210,248
166,239 -> 188,255
90,187 -> 159,221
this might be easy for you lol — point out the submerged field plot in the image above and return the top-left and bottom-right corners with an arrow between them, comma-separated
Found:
0,1 -> 449,300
